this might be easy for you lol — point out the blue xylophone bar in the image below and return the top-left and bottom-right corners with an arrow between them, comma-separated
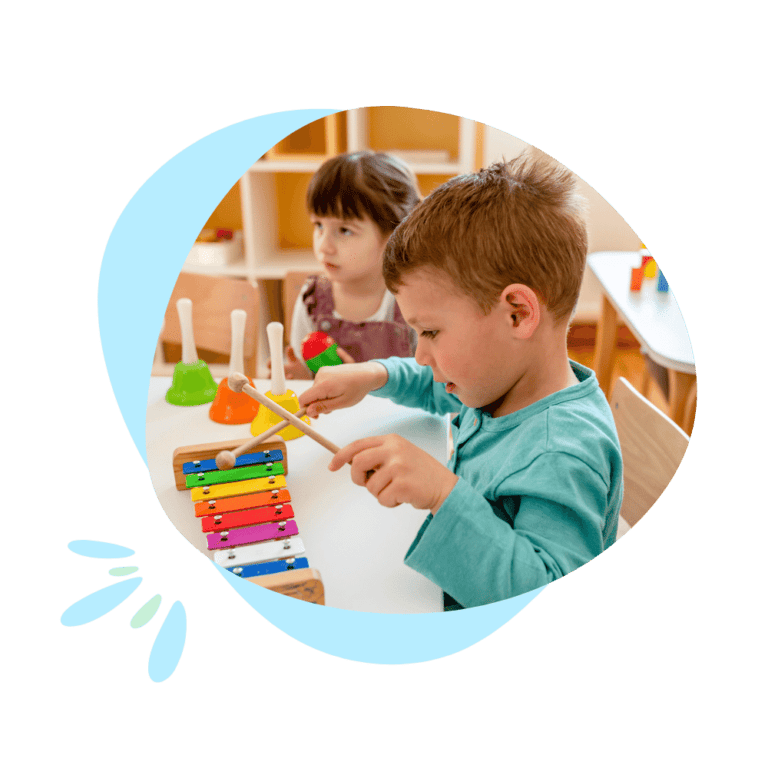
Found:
228,557 -> 311,579
183,449 -> 284,475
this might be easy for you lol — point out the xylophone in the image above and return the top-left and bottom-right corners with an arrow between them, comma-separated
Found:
172,432 -> 325,605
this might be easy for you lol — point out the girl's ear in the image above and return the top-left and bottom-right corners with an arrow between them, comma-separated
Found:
499,284 -> 540,338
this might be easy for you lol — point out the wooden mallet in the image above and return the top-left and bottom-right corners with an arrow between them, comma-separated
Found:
228,372 -> 341,454
214,407 -> 307,470
227,372 -> 375,480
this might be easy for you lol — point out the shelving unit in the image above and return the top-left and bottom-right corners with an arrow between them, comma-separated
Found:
238,107 -> 481,280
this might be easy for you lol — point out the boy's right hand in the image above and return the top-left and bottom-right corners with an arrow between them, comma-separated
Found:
298,361 -> 388,418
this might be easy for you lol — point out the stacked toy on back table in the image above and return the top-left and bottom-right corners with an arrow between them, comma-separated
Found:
171,426 -> 325,605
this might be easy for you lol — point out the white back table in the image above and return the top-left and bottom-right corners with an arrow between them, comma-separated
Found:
587,251 -> 696,430
146,378 -> 447,613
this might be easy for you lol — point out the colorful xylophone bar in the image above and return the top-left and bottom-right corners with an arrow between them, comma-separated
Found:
172,436 -> 324,604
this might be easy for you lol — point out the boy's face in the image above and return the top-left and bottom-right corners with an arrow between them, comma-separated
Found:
310,213 -> 388,284
396,270 -> 527,411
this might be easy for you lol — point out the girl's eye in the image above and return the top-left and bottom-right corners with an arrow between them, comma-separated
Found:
339,227 -> 353,236
420,330 -> 438,339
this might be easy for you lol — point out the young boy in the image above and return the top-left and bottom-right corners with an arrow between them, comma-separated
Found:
298,149 -> 624,610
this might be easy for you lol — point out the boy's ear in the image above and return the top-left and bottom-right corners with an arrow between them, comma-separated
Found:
500,284 -> 540,338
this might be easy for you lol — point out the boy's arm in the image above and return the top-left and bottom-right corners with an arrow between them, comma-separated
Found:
369,356 -> 462,415
300,356 -> 460,418
404,455 -> 609,608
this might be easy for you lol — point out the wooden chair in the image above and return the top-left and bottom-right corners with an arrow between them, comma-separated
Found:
154,272 -> 260,378
282,270 -> 320,342
611,377 -> 690,534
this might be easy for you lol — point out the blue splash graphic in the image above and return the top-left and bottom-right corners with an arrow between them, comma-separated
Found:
61,577 -> 143,626
62,542 -> 186,681
69,540 -> 135,558
148,602 -> 186,682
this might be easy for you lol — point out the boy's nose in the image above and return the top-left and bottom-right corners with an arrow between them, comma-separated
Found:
414,341 -> 431,367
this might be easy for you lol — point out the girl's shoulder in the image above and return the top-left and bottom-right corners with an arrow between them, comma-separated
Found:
303,274 -> 334,314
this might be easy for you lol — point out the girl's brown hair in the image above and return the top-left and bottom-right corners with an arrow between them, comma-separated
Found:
383,149 -> 588,322
306,151 -> 421,235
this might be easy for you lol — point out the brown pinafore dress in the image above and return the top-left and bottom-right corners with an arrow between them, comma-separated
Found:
302,275 -> 414,362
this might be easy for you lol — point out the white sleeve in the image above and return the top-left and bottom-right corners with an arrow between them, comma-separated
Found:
289,283 -> 314,374
382,290 -> 417,353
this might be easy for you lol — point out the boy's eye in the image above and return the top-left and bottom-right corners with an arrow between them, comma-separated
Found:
420,330 -> 438,339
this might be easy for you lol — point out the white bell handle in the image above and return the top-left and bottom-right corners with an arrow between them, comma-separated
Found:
229,309 -> 247,377
176,298 -> 198,365
267,321 -> 286,395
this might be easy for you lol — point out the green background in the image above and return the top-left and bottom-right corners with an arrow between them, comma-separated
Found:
3,3 -> 757,765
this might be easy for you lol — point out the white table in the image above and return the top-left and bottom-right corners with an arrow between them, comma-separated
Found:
587,251 -> 696,429
146,378 -> 448,613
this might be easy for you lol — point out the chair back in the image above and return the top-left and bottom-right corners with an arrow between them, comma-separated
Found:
282,271 -> 320,342
159,272 -> 259,377
611,377 -> 690,527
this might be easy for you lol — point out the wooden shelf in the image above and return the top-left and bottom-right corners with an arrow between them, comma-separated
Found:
249,160 -> 467,177
248,160 -> 325,173
274,172 -> 314,249
246,250 -> 318,280
180,261 -> 250,279
264,113 -> 346,162
416,173 -> 456,196
366,107 -> 461,161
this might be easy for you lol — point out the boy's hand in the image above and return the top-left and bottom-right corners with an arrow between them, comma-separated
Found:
298,361 -> 388,418
329,434 -> 458,515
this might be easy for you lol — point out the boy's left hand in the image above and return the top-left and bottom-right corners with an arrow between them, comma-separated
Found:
329,434 -> 458,515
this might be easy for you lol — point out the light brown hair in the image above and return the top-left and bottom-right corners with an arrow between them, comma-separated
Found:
306,151 -> 421,236
382,148 -> 588,322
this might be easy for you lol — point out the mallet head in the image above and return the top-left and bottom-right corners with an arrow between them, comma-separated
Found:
215,450 -> 237,470
228,372 -> 248,393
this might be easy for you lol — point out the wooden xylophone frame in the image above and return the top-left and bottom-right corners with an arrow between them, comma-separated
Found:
172,435 -> 325,605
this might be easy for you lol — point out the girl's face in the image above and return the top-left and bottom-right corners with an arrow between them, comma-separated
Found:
310,213 -> 388,284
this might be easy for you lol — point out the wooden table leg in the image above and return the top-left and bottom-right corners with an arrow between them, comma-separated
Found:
680,376 -> 697,435
668,370 -> 697,431
593,293 -> 619,397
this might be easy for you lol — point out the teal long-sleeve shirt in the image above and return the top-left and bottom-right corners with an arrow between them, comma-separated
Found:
369,357 -> 623,610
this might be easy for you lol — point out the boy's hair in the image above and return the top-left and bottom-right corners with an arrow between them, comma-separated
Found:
306,151 -> 422,236
382,148 -> 588,322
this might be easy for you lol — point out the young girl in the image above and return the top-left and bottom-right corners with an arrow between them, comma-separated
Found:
283,151 -> 422,378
